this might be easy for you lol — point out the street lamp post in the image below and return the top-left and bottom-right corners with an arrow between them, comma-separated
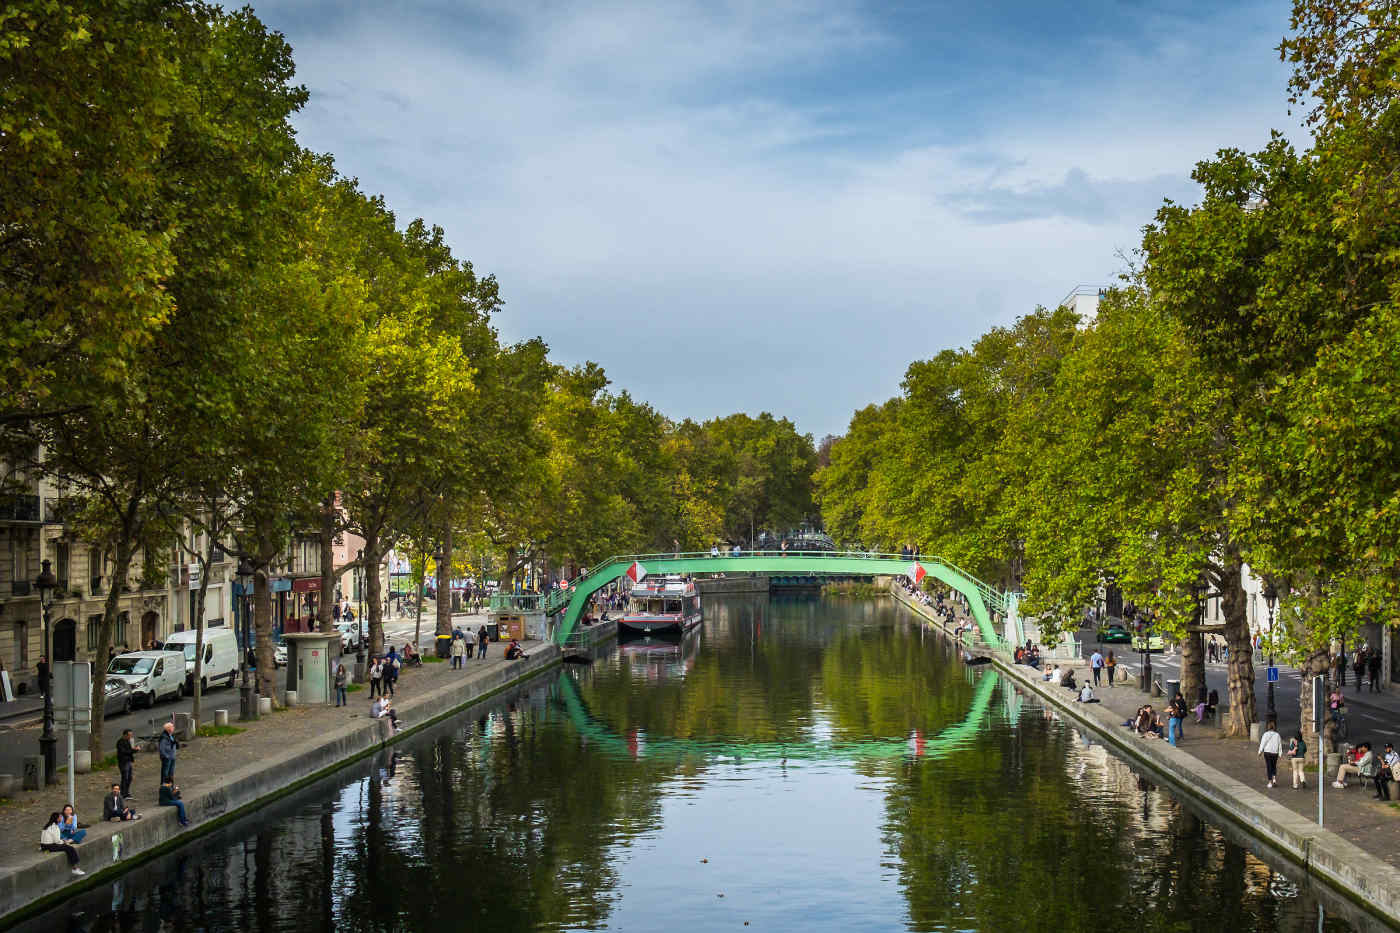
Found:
35,559 -> 57,784
1263,580 -> 1278,720
236,558 -> 258,721
1192,580 -> 1207,702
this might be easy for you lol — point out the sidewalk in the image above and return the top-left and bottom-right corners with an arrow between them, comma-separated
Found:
0,639 -> 564,922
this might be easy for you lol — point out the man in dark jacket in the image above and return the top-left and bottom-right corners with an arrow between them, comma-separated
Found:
116,729 -> 138,798
158,722 -> 178,783
103,783 -> 139,822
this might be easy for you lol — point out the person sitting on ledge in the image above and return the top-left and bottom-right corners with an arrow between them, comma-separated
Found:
402,642 -> 422,667
1060,669 -> 1077,691
40,812 -> 84,876
372,696 -> 400,732
103,783 -> 140,822
504,639 -> 527,661
1048,665 -> 1062,684
159,777 -> 190,827
1077,683 -> 1099,704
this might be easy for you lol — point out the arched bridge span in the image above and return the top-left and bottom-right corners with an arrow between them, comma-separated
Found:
545,551 -> 1011,647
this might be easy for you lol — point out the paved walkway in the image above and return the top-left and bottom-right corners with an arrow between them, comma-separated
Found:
0,646 -> 526,881
1035,654 -> 1400,872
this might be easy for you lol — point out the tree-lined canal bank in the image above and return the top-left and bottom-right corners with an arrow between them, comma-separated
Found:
8,595 -> 1380,932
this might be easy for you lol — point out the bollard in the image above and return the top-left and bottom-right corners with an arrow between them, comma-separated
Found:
214,709 -> 229,728
258,696 -> 272,715
0,774 -> 16,797
286,690 -> 298,707
74,750 -> 92,774
1249,722 -> 1261,742
22,755 -> 44,791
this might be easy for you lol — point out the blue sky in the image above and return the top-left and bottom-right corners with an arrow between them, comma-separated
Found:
256,0 -> 1301,438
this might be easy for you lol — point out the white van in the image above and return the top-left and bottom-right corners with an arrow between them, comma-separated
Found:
106,650 -> 187,707
163,628 -> 239,692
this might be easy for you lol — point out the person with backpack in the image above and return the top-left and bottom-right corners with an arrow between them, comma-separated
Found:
1286,732 -> 1307,788
477,625 -> 489,660
384,648 -> 399,696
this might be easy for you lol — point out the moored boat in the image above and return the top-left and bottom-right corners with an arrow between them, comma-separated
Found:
620,575 -> 702,635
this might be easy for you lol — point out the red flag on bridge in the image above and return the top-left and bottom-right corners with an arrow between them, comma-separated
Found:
909,562 -> 926,585
627,561 -> 647,583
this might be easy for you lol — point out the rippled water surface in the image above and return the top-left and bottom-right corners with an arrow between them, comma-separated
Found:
16,595 -> 1374,932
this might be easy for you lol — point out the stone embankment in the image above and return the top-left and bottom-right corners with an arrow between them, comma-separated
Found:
0,631 -> 599,927
890,584 -> 1400,927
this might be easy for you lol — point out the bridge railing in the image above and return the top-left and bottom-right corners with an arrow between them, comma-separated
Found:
542,550 -> 1010,616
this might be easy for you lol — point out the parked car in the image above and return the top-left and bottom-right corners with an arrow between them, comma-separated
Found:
1097,623 -> 1132,644
335,622 -> 359,652
102,678 -> 133,718
106,650 -> 186,707
273,641 -> 287,668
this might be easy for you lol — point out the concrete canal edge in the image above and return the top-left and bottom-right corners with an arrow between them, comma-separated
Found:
0,626 -> 617,929
889,585 -> 1400,926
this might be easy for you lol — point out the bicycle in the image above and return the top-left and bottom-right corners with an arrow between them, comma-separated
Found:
1331,707 -> 1349,741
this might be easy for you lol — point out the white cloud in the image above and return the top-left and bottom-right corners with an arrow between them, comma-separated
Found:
263,0 -> 1299,436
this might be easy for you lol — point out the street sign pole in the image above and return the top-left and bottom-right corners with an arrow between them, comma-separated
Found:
1312,674 -> 1325,828
52,661 -> 92,807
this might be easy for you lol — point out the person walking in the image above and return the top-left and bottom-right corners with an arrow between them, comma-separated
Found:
450,633 -> 465,669
477,625 -> 489,660
334,663 -> 348,707
40,812 -> 84,876
1090,649 -> 1104,687
1368,650 -> 1382,693
116,728 -> 139,799
157,721 -> 179,784
1353,649 -> 1366,694
369,658 -> 383,698
1105,651 -> 1117,687
1258,719 -> 1282,788
384,649 -> 399,697
1286,732 -> 1307,789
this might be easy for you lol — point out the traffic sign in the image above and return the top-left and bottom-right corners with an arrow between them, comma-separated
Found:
1267,666 -> 1279,683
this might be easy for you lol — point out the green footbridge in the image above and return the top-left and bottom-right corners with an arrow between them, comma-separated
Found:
545,551 -> 1013,647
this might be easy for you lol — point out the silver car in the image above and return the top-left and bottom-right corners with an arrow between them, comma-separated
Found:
102,678 -> 133,718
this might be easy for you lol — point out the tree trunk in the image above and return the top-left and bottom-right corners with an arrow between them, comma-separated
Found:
504,546 -> 517,593
89,530 -> 135,759
364,535 -> 384,658
1181,629 -> 1205,706
436,524 -> 453,639
413,543 -> 425,650
318,497 -> 336,634
1217,551 -> 1256,737
253,564 -> 276,701
189,532 -> 218,729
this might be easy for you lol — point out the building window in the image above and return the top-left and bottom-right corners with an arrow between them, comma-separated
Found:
55,542 -> 70,593
86,614 -> 103,652
117,611 -> 130,649
88,548 -> 103,595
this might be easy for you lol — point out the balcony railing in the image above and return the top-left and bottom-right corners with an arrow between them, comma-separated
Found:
0,493 -> 40,522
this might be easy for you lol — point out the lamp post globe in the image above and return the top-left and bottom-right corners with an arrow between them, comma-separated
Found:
34,559 -> 57,784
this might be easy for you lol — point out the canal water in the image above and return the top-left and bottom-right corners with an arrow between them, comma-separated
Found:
16,595 -> 1374,932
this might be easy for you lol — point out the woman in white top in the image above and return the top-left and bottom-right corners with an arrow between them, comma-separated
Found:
40,812 -> 83,875
1257,720 -> 1282,788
